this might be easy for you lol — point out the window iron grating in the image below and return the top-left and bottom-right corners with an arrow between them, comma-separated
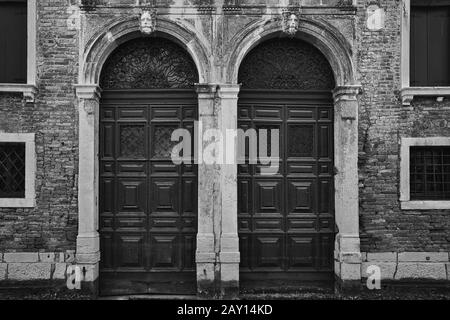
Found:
0,142 -> 26,198
410,146 -> 450,200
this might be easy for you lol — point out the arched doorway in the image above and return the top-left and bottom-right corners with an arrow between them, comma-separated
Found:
237,37 -> 336,290
98,37 -> 199,295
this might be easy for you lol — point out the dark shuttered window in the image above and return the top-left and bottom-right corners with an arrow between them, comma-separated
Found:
0,0 -> 27,84
411,1 -> 450,86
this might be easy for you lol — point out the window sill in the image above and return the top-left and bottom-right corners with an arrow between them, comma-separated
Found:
400,87 -> 450,106
0,83 -> 37,102
0,198 -> 35,208
401,200 -> 450,210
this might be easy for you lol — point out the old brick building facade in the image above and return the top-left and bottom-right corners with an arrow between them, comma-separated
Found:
0,0 -> 450,297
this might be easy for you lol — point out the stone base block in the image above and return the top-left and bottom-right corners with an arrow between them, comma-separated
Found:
0,264 -> 7,281
395,263 -> 447,280
8,263 -> 52,281
53,263 -> 68,280
361,262 -> 396,280
338,262 -> 361,281
4,252 -> 39,263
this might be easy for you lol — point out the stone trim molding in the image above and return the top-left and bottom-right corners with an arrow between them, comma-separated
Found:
227,16 -> 356,86
400,0 -> 450,105
361,252 -> 450,281
0,133 -> 36,208
0,251 -> 75,281
0,84 -> 38,103
74,85 -> 102,101
400,137 -> 450,210
401,87 -> 450,106
0,0 -> 38,102
81,16 -> 211,85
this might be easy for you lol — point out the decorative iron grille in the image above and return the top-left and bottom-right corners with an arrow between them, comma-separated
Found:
0,143 -> 26,198
100,38 -> 199,90
238,38 -> 335,90
410,146 -> 450,200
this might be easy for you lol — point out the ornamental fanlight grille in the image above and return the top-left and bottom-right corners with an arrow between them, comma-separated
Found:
238,38 -> 335,90
100,37 -> 199,90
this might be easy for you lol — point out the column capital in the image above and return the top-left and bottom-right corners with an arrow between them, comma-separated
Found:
218,84 -> 241,99
195,83 -> 241,99
333,85 -> 362,103
74,84 -> 102,101
195,83 -> 219,98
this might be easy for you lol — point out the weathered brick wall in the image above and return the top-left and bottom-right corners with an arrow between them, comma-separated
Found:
0,1 -> 79,252
356,0 -> 450,252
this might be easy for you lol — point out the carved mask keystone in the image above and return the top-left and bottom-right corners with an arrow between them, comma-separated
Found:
282,10 -> 300,37
140,10 -> 157,35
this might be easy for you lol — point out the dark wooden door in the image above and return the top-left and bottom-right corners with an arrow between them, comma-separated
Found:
99,90 -> 198,295
98,37 -> 199,296
237,38 -> 336,290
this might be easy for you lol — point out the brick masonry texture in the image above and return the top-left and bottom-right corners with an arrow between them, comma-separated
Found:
356,0 -> 450,253
0,1 -> 79,252
0,1 -> 449,261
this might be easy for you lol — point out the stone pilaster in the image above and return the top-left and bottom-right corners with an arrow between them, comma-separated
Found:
217,84 -> 241,298
195,84 -> 220,297
195,83 -> 241,298
74,85 -> 102,291
333,85 -> 362,289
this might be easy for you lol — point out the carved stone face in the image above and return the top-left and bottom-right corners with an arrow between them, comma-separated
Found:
140,11 -> 155,35
287,14 -> 299,35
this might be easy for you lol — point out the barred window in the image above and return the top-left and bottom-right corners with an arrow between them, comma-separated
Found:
0,142 -> 26,198
410,146 -> 450,200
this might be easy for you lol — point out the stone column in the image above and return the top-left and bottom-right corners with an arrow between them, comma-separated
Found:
195,83 -> 241,298
217,84 -> 241,297
195,84 -> 220,296
74,85 -> 102,290
333,85 -> 362,289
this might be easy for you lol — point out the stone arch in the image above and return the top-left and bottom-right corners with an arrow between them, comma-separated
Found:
227,17 -> 356,87
81,16 -> 211,86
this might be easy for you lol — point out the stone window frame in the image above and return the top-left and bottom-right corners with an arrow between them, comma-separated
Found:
400,0 -> 450,105
0,133 -> 36,208
0,0 -> 37,102
400,137 -> 450,210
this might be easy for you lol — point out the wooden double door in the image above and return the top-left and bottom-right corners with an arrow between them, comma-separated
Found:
237,91 -> 335,290
99,90 -> 198,295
